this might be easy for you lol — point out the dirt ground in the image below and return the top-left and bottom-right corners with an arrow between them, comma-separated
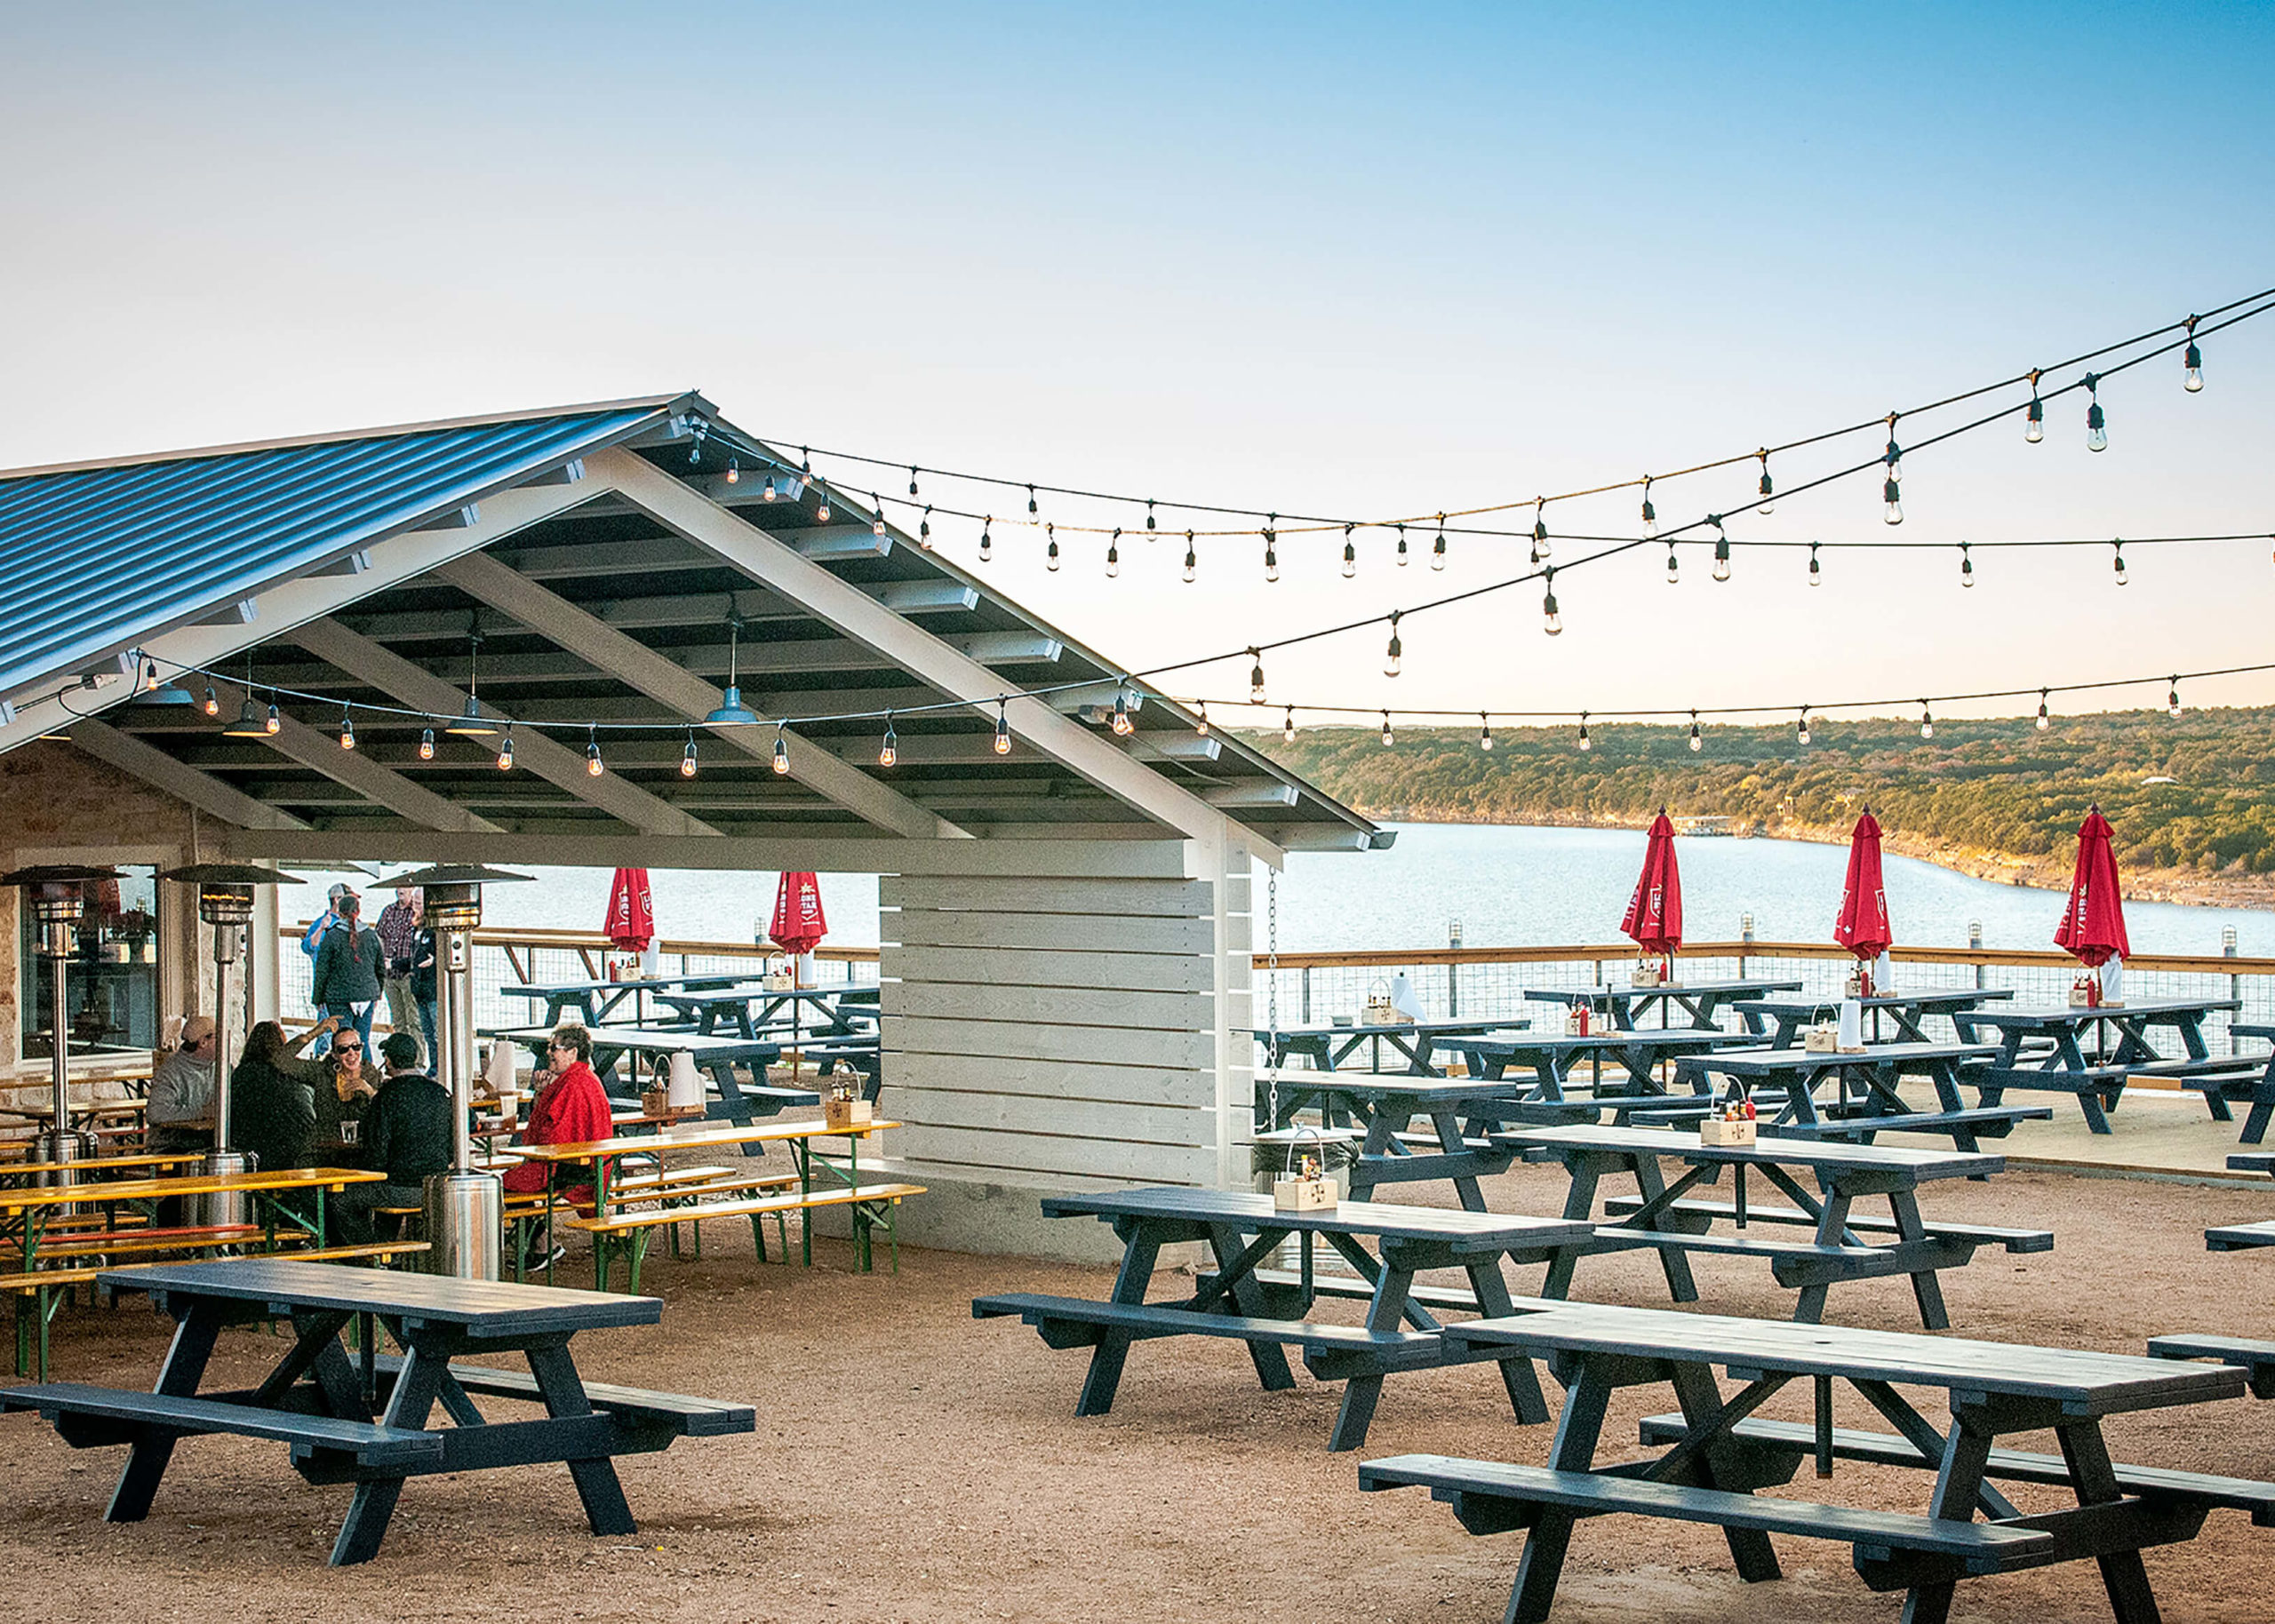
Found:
3,1162 -> 2273,1624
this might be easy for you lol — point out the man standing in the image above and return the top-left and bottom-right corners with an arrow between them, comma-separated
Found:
374,885 -> 424,1067
147,1015 -> 219,1155
333,1032 -> 451,1245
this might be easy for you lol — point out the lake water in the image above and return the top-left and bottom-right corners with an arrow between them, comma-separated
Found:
288,823 -> 2275,959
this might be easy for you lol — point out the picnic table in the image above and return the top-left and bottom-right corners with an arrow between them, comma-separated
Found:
1490,1123 -> 2049,1328
1454,1028 -> 1755,1108
1367,1301 -> 2264,1624
490,1025 -> 814,1133
0,1166 -> 384,1263
1738,986 -> 2014,1047
0,1149 -> 209,1185
1953,996 -> 2243,1134
1255,1073 -> 1553,1210
1248,1018 -> 1521,1077
0,1258 -> 753,1565
974,1187 -> 1595,1450
1524,977 -> 1804,1032
653,983 -> 876,1044
1669,1040 -> 2046,1151
2207,1150 -> 2275,1252
500,971 -> 750,1028
2207,1021 -> 2275,1143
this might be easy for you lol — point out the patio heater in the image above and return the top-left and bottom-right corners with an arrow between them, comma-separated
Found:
387,863 -> 531,1280
157,862 -> 301,1223
0,864 -> 124,1183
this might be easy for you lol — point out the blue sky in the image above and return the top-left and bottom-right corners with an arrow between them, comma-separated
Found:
3,2 -> 2271,729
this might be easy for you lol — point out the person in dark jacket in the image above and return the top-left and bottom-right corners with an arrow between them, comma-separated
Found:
231,1020 -> 319,1176
333,1032 -> 453,1243
310,892 -> 386,1053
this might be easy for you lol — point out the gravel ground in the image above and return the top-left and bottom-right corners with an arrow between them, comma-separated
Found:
2,1161 -> 2272,1623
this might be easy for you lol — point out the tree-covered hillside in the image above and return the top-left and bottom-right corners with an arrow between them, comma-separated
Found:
1245,705 -> 2275,886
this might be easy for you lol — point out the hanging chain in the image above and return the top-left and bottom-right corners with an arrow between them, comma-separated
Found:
1264,867 -> 1281,1133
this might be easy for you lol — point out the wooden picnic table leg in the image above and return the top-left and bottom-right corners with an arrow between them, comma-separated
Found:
1427,1109 -> 1489,1213
2055,1419 -> 2164,1624
2240,1055 -> 2275,1144
1792,1189 -> 1857,1325
1505,1359 -> 1615,1624
1885,1190 -> 1951,1330
1629,1154 -> 1700,1302
1326,1259 -> 1417,1452
105,1299 -> 223,1523
1348,1106 -> 1400,1202
1463,1253 -> 1548,1424
1075,1226 -> 1162,1417
525,1338 -> 638,1539
328,1336 -> 456,1564
1898,1405 -> 1998,1624
1205,1222 -> 1297,1396
2055,1029 -> 2117,1134
1666,1360 -> 1781,1581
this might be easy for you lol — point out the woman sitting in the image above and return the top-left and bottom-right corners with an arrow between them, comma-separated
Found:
230,1020 -> 325,1174
502,1026 -> 615,1250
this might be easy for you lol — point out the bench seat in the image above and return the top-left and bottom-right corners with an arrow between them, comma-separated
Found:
7,1224 -> 266,1265
2148,1333 -> 2275,1399
2204,1221 -> 2275,1253
971,1290 -> 1435,1356
1358,1453 -> 2053,1571
1775,1105 -> 2050,1142
571,1181 -> 922,1288
1586,1226 -> 1880,1264
1637,1413 -> 2275,1524
366,1354 -> 754,1436
1975,1065 -> 2130,1095
1600,1197 -> 2054,1253
0,1381 -> 443,1465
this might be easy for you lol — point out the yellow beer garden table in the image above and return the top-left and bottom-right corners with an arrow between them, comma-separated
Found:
0,1167 -> 385,1267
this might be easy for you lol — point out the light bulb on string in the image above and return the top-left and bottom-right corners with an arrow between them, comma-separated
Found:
419,728 -> 435,760
1183,533 -> 1197,583
497,727 -> 515,770
1111,688 -> 1135,736
799,446 -> 811,476
688,419 -> 706,465
814,482 -> 832,522
1106,529 -> 1120,578
1711,518 -> 1731,582
1195,703 -> 1209,738
202,684 -> 219,717
1640,477 -> 1657,540
265,698 -> 281,735
1263,527 -> 1278,583
1883,475 -> 1903,526
1282,706 -> 1297,744
1665,545 -> 1680,585
1046,523 -> 1059,572
771,727 -> 791,776
338,709 -> 355,751
725,457 -> 739,485
1797,708 -> 1811,747
878,713 -> 898,768
1919,702 -> 1935,740
586,727 -> 604,776
2168,678 -> 2183,719
1808,542 -> 1822,586
139,655 -> 158,691
1959,542 -> 1975,587
1755,450 -> 1775,514
1395,523 -> 1409,567
908,466 -> 921,498
1431,515 -> 1446,571
2085,373 -> 2108,451
2025,395 -> 2045,442
1479,713 -> 1494,752
1380,711 -> 1394,748
1688,712 -> 1702,752
994,699 -> 1012,754
1342,525 -> 1356,578
978,518 -> 993,563
1026,483 -> 1038,517
2037,689 -> 2052,730
919,506 -> 933,549
870,495 -> 887,538
1533,498 -> 1551,560
1145,498 -> 1157,532
2184,318 -> 2204,392
1884,414 -> 1904,483
2112,539 -> 2128,585
1384,613 -> 1402,678
762,474 -> 779,502
1577,712 -> 1592,752
1541,569 -> 1561,636
681,730 -> 698,777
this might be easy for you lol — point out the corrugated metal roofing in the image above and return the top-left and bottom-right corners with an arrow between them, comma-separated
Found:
0,398 -> 681,701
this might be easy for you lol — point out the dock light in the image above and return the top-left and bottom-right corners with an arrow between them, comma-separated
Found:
878,714 -> 898,768
772,727 -> 790,775
704,609 -> 762,727
1385,614 -> 1402,677
223,697 -> 270,737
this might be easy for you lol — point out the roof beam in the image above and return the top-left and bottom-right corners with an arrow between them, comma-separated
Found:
433,551 -> 956,841
1200,783 -> 1300,808
283,618 -> 724,839
585,448 -> 1277,864
1128,730 -> 1222,762
220,827 -> 1196,875
204,677 -> 505,833
67,720 -> 311,831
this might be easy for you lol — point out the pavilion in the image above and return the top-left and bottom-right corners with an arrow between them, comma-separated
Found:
0,392 -> 1382,1254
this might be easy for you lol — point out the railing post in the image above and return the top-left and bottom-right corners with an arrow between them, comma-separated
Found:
1968,920 -> 1984,991
2226,927 -> 2240,1051
1448,919 -> 1462,1018
1300,967 -> 1312,1024
1738,912 -> 1754,978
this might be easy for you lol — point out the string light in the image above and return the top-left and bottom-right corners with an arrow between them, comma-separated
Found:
1688,711 -> 1702,752
1106,528 -> 1121,578
688,418 -> 706,465
799,445 -> 811,476
1883,415 -> 1904,483
1479,712 -> 1494,751
1577,712 -> 1591,752
2112,538 -> 2128,585
1379,710 -> 1394,747
681,729 -> 698,777
815,481 -> 833,522
419,728 -> 435,760
2037,689 -> 2052,730
1395,523 -> 1409,567
771,726 -> 790,775
1384,614 -> 1402,678
264,698 -> 280,735
496,727 -> 515,770
1111,688 -> 1135,736
763,474 -> 781,501
139,657 -> 159,692
202,684 -> 219,717
1883,472 -> 1904,526
338,709 -> 355,751
1532,498 -> 1551,561
1959,542 -> 1975,587
1882,416 -> 1904,524
909,466 -> 921,497
979,517 -> 993,563
1046,523 -> 1059,572
1797,707 -> 1812,746
726,456 -> 740,485
1282,705 -> 1297,744
1145,498 -> 1156,531
1711,517 -> 1731,582
1195,702 -> 1209,738
1249,649 -> 1266,705
2184,317 -> 2204,392
1263,525 -> 1278,584
878,712 -> 898,768
1755,450 -> 1775,515
2085,372 -> 2109,451
587,727 -> 604,776
994,698 -> 1012,754
1665,544 -> 1680,585
1808,542 -> 1822,585
1919,701 -> 1934,740
2025,370 -> 2046,442
919,506 -> 933,549
871,495 -> 887,537
1183,532 -> 1197,583
1432,514 -> 1447,571
1540,569 -> 1561,635
2168,677 -> 2183,719
1342,525 -> 1356,578
1640,477 -> 1657,540
1026,483 -> 1038,517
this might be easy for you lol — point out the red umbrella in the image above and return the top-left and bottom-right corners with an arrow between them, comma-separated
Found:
1833,809 -> 1893,962
769,872 -> 829,958
2054,806 -> 2131,967
1619,809 -> 1684,959
603,867 -> 655,952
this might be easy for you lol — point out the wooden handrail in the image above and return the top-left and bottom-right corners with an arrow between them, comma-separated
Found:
279,923 -> 880,962
1262,940 -> 2275,975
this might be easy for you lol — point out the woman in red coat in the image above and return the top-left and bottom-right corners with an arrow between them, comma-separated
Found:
502,1026 -> 614,1219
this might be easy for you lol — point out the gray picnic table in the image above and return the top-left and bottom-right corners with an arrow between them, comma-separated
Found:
1254,1073 -> 1564,1211
501,971 -> 749,1028
1366,1301 -> 2265,1624
491,1025 -> 816,1145
651,983 -> 877,1043
1490,1122 -> 2050,1329
0,1258 -> 753,1565
1952,995 -> 2243,1134
972,1186 -> 1595,1451
1668,1040 -> 2047,1151
1738,986 -> 2014,1047
2207,1150 -> 2275,1252
1454,1028 -> 1756,1111
1524,976 -> 1804,1032
2205,1021 -> 2275,1143
1246,1017 -> 1522,1077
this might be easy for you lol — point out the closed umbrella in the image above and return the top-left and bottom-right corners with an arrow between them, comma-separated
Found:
2055,805 -> 2132,1001
604,867 -> 656,953
770,872 -> 829,966
1619,809 -> 1684,978
1833,809 -> 1895,993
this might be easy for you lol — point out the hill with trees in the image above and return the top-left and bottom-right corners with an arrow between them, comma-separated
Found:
1244,705 -> 2275,905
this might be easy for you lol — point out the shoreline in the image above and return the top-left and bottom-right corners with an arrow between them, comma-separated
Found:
1356,807 -> 2275,912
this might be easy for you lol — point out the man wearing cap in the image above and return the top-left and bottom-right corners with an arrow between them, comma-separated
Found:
148,1015 -> 219,1155
374,885 -> 425,1067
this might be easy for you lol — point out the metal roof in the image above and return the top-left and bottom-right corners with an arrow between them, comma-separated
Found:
0,396 -> 681,701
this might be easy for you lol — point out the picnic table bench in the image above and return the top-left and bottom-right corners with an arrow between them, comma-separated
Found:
2200,1022 -> 2275,1142
500,971 -> 748,1028
2204,1151 -> 2275,1252
1668,1040 -> 2047,1151
0,1166 -> 384,1265
1255,1073 -> 1542,1210
0,1258 -> 753,1564
652,983 -> 876,1045
974,1187 -> 1595,1451
1952,996 -> 2241,1134
1738,987 -> 2013,1047
1523,977 -> 1804,1033
1366,1301 -> 2260,1624
1248,1018 -> 1521,1077
1491,1123 -> 2046,1329
1452,1028 -> 1753,1111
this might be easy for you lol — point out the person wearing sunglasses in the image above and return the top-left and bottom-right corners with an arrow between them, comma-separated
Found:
501,1025 -> 613,1258
314,1026 -> 380,1150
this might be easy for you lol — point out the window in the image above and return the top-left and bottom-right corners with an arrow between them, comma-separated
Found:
19,864 -> 160,1058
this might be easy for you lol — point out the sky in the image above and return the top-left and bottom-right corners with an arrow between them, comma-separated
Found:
2,2 -> 2271,736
